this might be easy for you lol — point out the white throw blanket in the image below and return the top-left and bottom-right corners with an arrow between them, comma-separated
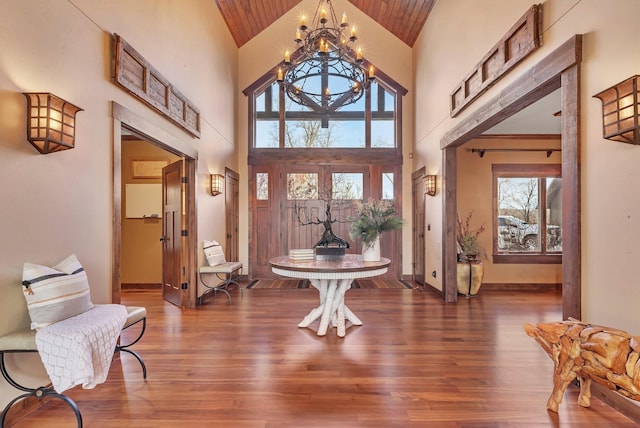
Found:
35,304 -> 128,393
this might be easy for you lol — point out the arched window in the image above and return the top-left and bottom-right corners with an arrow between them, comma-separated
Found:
246,67 -> 406,155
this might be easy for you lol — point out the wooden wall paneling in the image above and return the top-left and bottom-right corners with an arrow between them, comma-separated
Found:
113,34 -> 201,138
449,4 -> 543,117
442,36 -> 582,149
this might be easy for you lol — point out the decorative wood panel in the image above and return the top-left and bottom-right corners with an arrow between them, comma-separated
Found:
113,34 -> 201,138
450,4 -> 543,117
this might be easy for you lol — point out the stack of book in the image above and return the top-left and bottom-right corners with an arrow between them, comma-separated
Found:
289,249 -> 314,261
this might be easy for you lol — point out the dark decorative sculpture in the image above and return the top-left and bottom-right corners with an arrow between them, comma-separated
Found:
294,199 -> 349,248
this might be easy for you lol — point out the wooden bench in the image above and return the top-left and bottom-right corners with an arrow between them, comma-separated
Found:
0,306 -> 147,427
198,262 -> 242,304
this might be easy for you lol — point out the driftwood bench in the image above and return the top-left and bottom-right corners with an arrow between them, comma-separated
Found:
525,318 -> 640,412
0,305 -> 147,427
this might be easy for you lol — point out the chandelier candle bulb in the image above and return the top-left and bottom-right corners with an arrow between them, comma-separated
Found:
320,9 -> 327,23
369,65 -> 375,79
300,15 -> 307,31
350,26 -> 357,41
341,12 -> 348,26
356,47 -> 363,61
295,28 -> 302,42
284,50 -> 291,63
277,67 -> 284,82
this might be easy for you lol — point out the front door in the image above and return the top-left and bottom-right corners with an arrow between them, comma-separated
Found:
162,161 -> 183,306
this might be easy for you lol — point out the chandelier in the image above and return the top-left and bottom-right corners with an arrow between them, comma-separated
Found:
276,0 -> 374,118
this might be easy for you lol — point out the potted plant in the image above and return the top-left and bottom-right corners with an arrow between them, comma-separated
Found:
456,211 -> 486,296
349,199 -> 403,261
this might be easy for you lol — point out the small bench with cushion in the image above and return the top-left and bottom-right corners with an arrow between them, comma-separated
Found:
199,262 -> 242,304
200,240 -> 242,304
0,305 -> 147,427
0,254 -> 147,427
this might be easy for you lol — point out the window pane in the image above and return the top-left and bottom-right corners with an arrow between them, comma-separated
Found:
371,120 -> 394,148
256,173 -> 268,200
284,119 -> 364,148
546,177 -> 563,252
332,173 -> 363,199
255,121 -> 279,147
370,82 -> 395,147
497,177 -> 540,253
287,173 -> 318,200
255,83 -> 280,148
382,173 -> 394,200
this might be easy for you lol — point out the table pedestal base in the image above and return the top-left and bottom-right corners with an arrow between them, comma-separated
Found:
298,278 -> 362,337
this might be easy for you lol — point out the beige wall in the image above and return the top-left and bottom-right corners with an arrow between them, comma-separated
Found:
457,138 -> 562,285
0,0 -> 237,406
236,0 -> 415,275
413,0 -> 640,334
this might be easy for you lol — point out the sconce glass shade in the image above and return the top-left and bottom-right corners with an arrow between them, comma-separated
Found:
23,92 -> 83,154
425,174 -> 437,196
210,174 -> 224,196
593,75 -> 639,145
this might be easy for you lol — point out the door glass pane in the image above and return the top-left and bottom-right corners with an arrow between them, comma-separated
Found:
287,173 -> 318,200
382,173 -> 394,200
256,173 -> 268,200
332,173 -> 363,200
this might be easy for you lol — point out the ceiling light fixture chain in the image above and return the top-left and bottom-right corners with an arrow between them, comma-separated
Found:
277,0 -> 374,117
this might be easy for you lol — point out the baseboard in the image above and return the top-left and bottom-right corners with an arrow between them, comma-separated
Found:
121,283 -> 161,289
422,281 -> 444,297
481,282 -> 561,292
591,383 -> 640,424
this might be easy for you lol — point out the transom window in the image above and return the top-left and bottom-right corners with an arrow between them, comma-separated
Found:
254,80 -> 397,149
492,164 -> 562,264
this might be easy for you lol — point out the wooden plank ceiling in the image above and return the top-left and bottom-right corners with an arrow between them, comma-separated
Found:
215,0 -> 436,47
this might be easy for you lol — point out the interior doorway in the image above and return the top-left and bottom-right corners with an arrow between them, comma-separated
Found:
440,36 -> 582,320
112,102 -> 199,308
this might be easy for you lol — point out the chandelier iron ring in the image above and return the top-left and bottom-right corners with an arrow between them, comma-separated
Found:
277,0 -> 375,115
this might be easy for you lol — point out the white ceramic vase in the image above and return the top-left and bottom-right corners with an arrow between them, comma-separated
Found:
361,236 -> 381,262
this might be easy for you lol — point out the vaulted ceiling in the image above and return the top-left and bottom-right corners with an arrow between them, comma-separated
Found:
214,0 -> 436,47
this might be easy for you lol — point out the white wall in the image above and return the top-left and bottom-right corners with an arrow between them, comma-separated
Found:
0,0 -> 237,406
414,0 -> 640,333
236,0 -> 415,275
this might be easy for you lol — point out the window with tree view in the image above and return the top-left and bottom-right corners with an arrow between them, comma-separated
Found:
493,164 -> 562,261
254,81 -> 396,148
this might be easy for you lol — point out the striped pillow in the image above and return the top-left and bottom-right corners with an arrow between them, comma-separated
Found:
21,254 -> 94,330
203,240 -> 226,266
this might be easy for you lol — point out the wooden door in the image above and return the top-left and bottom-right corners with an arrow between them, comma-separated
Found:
412,169 -> 426,285
250,165 -> 277,278
162,161 -> 183,306
225,168 -> 240,262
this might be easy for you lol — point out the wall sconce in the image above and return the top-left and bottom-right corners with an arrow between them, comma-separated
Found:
424,174 -> 437,196
23,92 -> 83,154
593,75 -> 639,145
210,174 -> 224,196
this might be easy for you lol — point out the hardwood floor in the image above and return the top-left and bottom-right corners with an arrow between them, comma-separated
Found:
8,284 -> 638,427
